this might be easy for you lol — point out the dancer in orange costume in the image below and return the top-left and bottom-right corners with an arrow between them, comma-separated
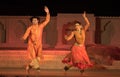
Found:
62,12 -> 93,74
22,6 -> 50,72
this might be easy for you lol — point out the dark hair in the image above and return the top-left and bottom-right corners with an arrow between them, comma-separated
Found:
30,16 -> 40,22
73,20 -> 81,26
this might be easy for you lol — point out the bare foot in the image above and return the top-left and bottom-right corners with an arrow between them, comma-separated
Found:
26,65 -> 32,74
80,69 -> 84,75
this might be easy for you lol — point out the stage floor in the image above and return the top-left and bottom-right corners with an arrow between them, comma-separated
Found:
0,50 -> 120,77
0,68 -> 120,77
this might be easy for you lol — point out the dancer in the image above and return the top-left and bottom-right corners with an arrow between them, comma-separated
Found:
62,11 -> 93,74
22,6 -> 50,72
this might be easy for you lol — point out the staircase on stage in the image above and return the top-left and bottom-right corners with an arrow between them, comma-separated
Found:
0,49 -> 73,70
0,49 -> 120,70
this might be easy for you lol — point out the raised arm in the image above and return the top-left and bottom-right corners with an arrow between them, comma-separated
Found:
64,32 -> 74,41
40,6 -> 50,27
82,11 -> 90,31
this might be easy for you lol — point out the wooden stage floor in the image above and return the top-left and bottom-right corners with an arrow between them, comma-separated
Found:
0,68 -> 120,77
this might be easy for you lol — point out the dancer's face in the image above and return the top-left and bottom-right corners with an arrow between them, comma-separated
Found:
32,18 -> 39,25
75,24 -> 83,31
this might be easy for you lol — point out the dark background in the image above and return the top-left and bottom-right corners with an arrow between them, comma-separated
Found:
0,0 -> 117,16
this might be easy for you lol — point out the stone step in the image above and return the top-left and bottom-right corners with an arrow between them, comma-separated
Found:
103,66 -> 120,70
0,50 -> 68,69
103,60 -> 120,69
0,50 -> 69,55
112,60 -> 120,66
0,50 -> 120,70
0,55 -> 66,68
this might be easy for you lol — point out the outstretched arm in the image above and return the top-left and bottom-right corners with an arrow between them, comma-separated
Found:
82,11 -> 90,31
41,6 -> 50,27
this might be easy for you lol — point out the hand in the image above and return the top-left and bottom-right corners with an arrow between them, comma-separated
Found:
20,37 -> 24,40
64,35 -> 68,40
82,11 -> 86,18
44,6 -> 49,13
